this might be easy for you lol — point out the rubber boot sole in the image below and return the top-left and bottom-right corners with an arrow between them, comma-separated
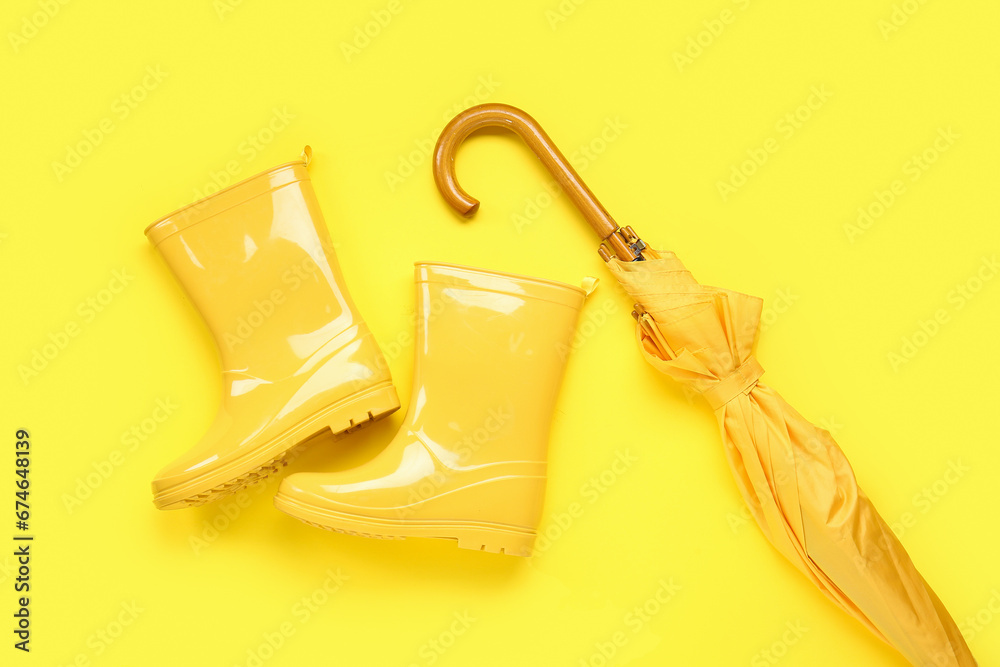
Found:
153,382 -> 400,510
272,493 -> 537,557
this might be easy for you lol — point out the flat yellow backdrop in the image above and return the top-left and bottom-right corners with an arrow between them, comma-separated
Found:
1,0 -> 997,665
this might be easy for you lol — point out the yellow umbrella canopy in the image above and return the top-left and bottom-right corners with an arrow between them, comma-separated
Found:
433,103 -> 977,667
606,250 -> 974,667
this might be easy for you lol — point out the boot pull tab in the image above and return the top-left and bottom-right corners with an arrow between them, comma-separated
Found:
300,145 -> 313,167
580,276 -> 599,297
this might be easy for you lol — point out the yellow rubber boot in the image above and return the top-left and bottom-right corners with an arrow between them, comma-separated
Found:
274,262 -> 589,556
145,153 -> 400,510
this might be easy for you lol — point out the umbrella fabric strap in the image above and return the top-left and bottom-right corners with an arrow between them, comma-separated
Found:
701,357 -> 764,411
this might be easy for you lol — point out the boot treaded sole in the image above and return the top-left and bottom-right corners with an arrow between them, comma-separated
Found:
154,383 -> 399,510
273,493 -> 537,557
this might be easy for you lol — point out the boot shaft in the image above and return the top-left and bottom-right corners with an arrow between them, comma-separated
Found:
407,263 -> 586,465
146,161 -> 363,368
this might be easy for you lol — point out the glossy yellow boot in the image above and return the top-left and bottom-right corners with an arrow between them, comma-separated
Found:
145,152 -> 400,510
274,262 -> 589,556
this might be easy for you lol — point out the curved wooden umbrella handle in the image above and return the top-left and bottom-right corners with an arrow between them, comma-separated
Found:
432,103 -> 645,261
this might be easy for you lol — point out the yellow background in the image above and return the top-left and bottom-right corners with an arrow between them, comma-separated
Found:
1,0 -> 997,665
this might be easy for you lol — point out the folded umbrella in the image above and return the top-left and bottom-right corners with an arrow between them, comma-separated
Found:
432,103 -> 976,667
